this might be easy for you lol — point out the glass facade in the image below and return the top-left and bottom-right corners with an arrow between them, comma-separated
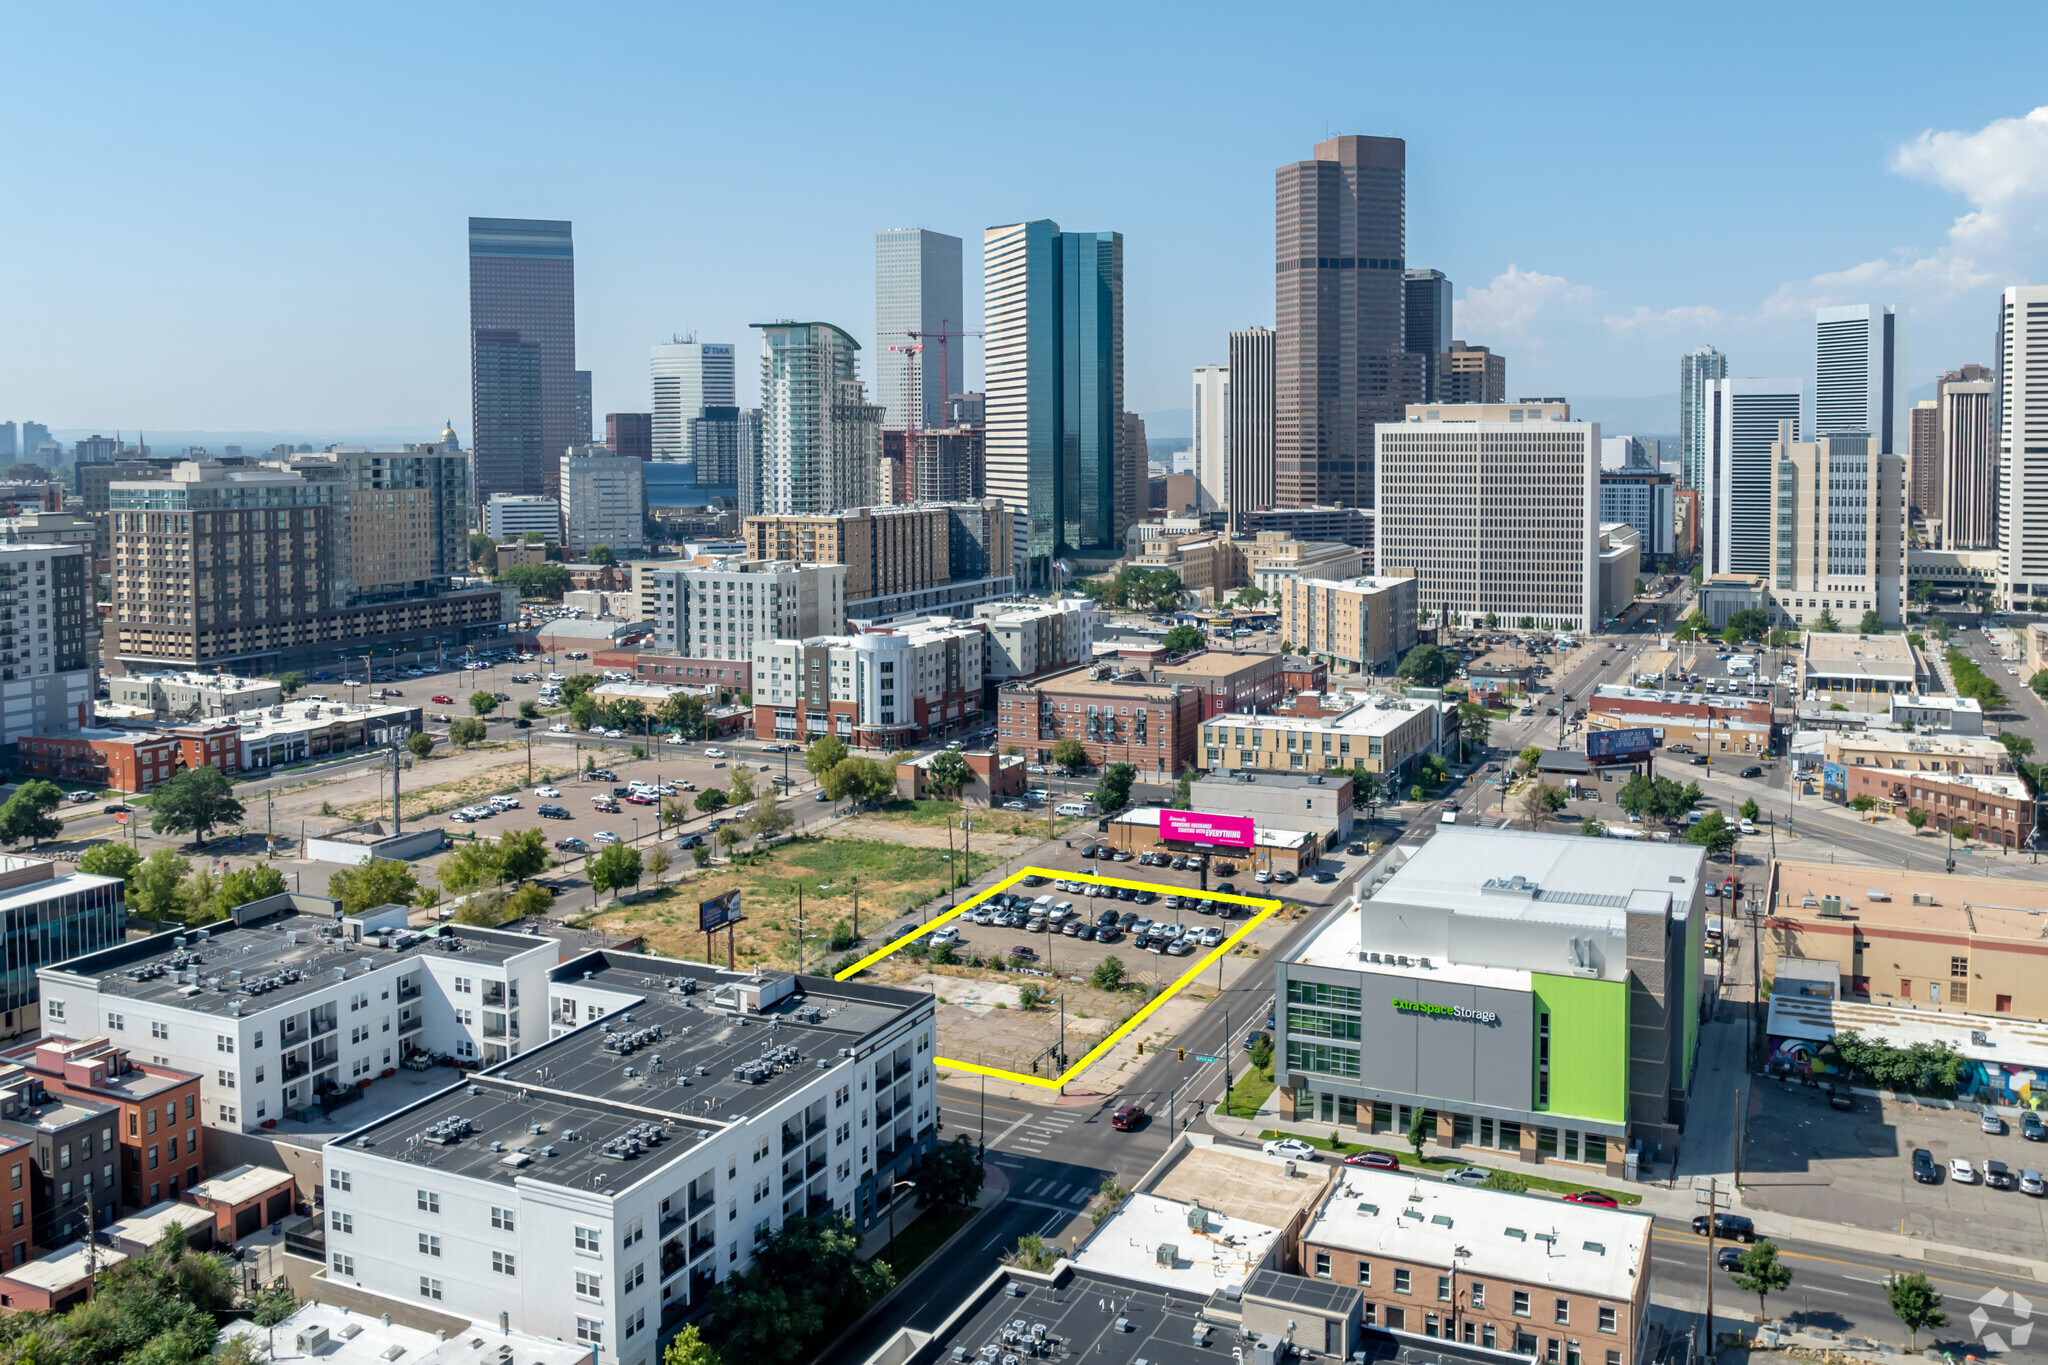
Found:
469,217 -> 575,501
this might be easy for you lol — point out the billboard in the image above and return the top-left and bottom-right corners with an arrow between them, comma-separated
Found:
1161,809 -> 1255,850
699,889 -> 742,933
1587,727 -> 1656,765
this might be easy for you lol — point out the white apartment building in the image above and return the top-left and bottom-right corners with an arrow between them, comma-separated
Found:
559,446 -> 646,558
753,617 -> 986,747
1377,402 -> 1598,631
36,898 -> 558,1132
1998,286 -> 2048,610
973,597 -> 1096,681
320,952 -> 937,1357
650,341 -> 737,466
646,560 -> 846,662
484,495 -> 563,543
1702,378 -> 1802,577
1192,364 -> 1230,512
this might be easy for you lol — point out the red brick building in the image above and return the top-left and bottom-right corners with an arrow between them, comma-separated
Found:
1157,651 -> 1285,719
0,1038 -> 204,1210
996,666 -> 1206,777
18,728 -> 183,793
626,653 -> 753,697
1281,654 -> 1329,696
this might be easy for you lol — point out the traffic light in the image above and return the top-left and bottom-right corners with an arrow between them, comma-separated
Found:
1177,1048 -> 1186,1061
1135,1042 -> 1144,1056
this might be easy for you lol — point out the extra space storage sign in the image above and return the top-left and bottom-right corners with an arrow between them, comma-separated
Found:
1161,810 -> 1255,850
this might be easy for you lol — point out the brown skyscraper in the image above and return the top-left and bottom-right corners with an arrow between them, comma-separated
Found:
1274,135 -> 1422,509
1909,400 -> 1940,522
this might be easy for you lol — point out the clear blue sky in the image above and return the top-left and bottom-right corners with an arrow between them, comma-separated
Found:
10,2 -> 2048,439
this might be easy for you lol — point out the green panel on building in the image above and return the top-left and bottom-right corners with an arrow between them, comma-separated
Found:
1532,972 -> 1629,1126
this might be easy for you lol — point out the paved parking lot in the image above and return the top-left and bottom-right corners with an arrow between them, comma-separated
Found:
1741,1077 -> 2048,1257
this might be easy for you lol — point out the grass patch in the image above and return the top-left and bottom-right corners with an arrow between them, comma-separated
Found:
1253,1130 -> 1639,1205
874,1204 -> 972,1279
1217,1062 -> 1275,1119
333,758 -> 579,822
864,799 -> 1084,840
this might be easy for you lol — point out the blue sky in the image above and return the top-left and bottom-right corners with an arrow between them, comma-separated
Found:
10,2 -> 2048,441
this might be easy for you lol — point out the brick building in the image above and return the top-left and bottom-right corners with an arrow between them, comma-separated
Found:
0,1037 -> 203,1211
996,665 -> 1206,777
1156,650 -> 1286,719
752,617 -> 985,748
1281,654 -> 1329,696
18,728 -> 183,793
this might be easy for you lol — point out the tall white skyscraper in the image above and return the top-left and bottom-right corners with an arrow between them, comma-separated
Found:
1191,364 -> 1230,511
650,340 -> 737,464
875,229 -> 964,433
1997,286 -> 2048,609
1814,304 -> 1900,451
1701,377 -> 1801,577
1678,346 -> 1727,492
751,322 -> 881,516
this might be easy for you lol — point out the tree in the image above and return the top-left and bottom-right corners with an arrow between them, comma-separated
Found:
1480,1169 -> 1528,1193
1094,762 -> 1137,815
1395,643 -> 1460,688
1407,1106 -> 1429,1160
645,845 -> 673,887
1235,585 -> 1270,608
1162,624 -> 1205,654
326,857 -> 422,915
1457,700 -> 1491,756
519,699 -> 541,720
823,755 -> 896,806
694,788 -> 730,815
1173,767 -> 1195,810
148,767 -> 245,845
699,1215 -> 894,1365
914,1134 -> 986,1209
1090,955 -> 1128,991
1885,1271 -> 1948,1349
728,764 -> 757,805
663,1326 -> 722,1365
747,787 -> 794,844
1011,1233 -> 1060,1272
1739,797 -> 1760,822
496,827 -> 550,881
1858,609 -> 1884,634
216,863 -> 286,915
1720,624 -> 1742,648
1814,606 -> 1842,632
277,672 -> 304,697
1733,1239 -> 1794,1321
1685,810 -> 1736,856
1906,807 -> 1929,833
1579,817 -> 1606,837
252,1283 -> 300,1327
402,730 -> 435,763
1051,736 -> 1089,772
79,840 -> 143,887
588,544 -> 617,567
590,842 -> 644,901
1850,794 -> 1876,812
470,690 -> 500,717
0,779 -> 66,848
569,694 -> 600,730
659,691 -> 708,737
448,717 -> 489,748
2002,731 -> 2036,763
468,530 -> 497,566
926,749 -> 972,798
1953,820 -> 1976,843
559,673 -> 601,705
805,734 -> 849,777
1352,769 -> 1379,809
498,562 -> 573,599
1728,608 -> 1770,641
129,850 -> 193,922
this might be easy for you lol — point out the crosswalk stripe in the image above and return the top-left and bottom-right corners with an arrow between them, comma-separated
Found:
1053,1182 -> 1074,1200
1026,1178 -> 1047,1196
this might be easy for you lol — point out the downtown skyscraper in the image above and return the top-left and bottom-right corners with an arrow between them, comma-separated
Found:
875,229 -> 964,433
984,220 -> 1123,586
1273,135 -> 1422,509
650,339 -> 737,465
1997,287 -> 2048,609
468,217 -> 576,501
750,322 -> 882,516
1227,325 -> 1276,524
1678,345 -> 1727,492
1814,304 -> 1900,450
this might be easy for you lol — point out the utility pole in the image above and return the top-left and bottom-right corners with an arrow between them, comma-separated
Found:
1223,1006 -> 1232,1115
1732,1086 -> 1744,1189
1696,1177 -> 1727,1345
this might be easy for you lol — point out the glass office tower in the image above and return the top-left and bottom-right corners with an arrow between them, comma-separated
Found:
468,217 -> 575,500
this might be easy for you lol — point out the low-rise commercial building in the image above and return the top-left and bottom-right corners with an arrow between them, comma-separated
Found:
107,671 -> 281,720
1900,771 -> 2038,848
1279,574 -> 1419,673
1889,694 -> 1984,734
752,617 -> 986,748
1191,771 -> 1353,845
1276,828 -> 1707,1165
1157,650 -> 1285,719
1103,805 -> 1318,875
973,597 -> 1095,682
0,858 -> 128,1044
1243,532 -> 1364,596
19,726 -> 186,793
1797,631 -> 1921,710
1823,729 -> 2011,786
494,541 -> 548,570
1695,574 -> 1766,631
996,664 -> 1205,777
1200,694 -> 1451,782
1585,685 -> 1772,756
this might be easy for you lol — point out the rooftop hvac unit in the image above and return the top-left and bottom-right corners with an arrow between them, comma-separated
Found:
1818,896 -> 1845,919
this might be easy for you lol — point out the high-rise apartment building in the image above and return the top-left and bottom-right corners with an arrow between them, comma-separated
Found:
647,559 -> 846,661
687,406 -> 743,487
1678,346 -> 1727,492
468,218 -> 575,501
1942,376 -> 1997,549
1909,400 -> 1941,522
1600,463 -> 1676,563
1700,378 -> 1800,577
1403,269 -> 1453,401
750,323 -> 881,516
983,221 -> 1124,583
0,544 -> 93,746
1117,411 -> 1147,547
1274,135 -> 1421,509
605,412 -> 653,462
1377,401 -> 1599,631
650,340 -> 737,466
291,445 -> 474,599
1227,325 -> 1276,523
558,445 -> 646,557
1769,425 -> 1906,627
0,425 -> 14,460
19,425 -> 49,459
875,229 -> 964,433
1192,364 -> 1230,512
1277,572 -> 1418,672
905,425 -> 985,504
743,499 -> 1014,619
1436,341 -> 1506,404
1815,304 -> 1899,451
72,435 -> 118,465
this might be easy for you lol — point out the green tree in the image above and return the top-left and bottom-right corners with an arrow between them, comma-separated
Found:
728,764 -> 758,804
1734,796 -> 1760,823
1162,624 -> 1205,654
805,734 -> 850,777
559,673 -> 601,704
1728,608 -> 1770,641
659,691 -> 708,737
694,787 -> 730,815
468,530 -> 497,566
1090,955 -> 1128,991
79,840 -> 143,887
821,755 -> 896,806
1733,1239 -> 1794,1320
914,1134 -> 986,1209
1094,762 -> 1137,815
1953,820 -> 1976,842
1173,767 -> 1195,810
1907,807 -> 1929,832
407,730 -> 436,760
519,699 -> 541,720
0,779 -> 66,848
1480,1169 -> 1528,1193
1579,816 -> 1606,837
1850,794 -> 1876,812
148,767 -> 245,845
926,749 -> 972,798
746,786 -> 794,845
1815,606 -> 1842,632
216,863 -> 287,914
1011,1233 -> 1059,1272
1407,1106 -> 1429,1160
590,842 -> 644,900
498,562 -> 573,599
496,827 -> 550,881
1720,624 -> 1743,647
1884,1271 -> 1948,1350
277,672 -> 304,698
1858,609 -> 1884,634
252,1282 -> 300,1327
700,1215 -> 894,1365
448,716 -> 489,747
470,690 -> 500,717
569,694 -> 600,730
1395,643 -> 1460,688
1684,810 -> 1736,857
1457,700 -> 1491,757
1234,585 -> 1270,608
129,849 -> 193,922
663,1325 -> 722,1365
645,845 -> 673,887
588,544 -> 617,567
2001,731 -> 2036,763
1050,736 -> 1089,772
326,857 -> 422,915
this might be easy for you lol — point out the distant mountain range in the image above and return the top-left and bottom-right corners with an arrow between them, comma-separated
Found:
1141,397 -> 1680,446
46,426 -> 449,453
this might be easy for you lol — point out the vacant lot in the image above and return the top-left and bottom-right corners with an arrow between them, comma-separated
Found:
332,752 -> 581,822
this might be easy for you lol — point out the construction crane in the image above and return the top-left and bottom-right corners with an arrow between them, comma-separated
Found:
903,319 -> 982,502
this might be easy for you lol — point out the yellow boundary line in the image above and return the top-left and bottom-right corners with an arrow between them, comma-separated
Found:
834,865 -> 1280,1090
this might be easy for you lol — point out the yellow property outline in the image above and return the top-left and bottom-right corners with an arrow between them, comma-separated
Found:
835,866 -> 1281,1090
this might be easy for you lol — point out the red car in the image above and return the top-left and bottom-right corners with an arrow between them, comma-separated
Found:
1562,1191 -> 1618,1207
624,792 -> 656,805
1344,1151 -> 1399,1170
431,694 -> 454,704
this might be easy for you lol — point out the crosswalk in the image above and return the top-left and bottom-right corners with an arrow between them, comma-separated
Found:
1005,1111 -> 1079,1156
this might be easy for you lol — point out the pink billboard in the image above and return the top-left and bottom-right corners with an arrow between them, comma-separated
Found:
1161,809 -> 1255,849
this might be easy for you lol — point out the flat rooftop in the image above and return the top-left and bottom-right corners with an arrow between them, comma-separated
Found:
1210,696 -> 1438,737
1802,632 -> 1916,678
1112,807 -> 1312,850
1768,859 -> 2048,941
1592,683 -> 1769,713
1156,651 -> 1280,678
1012,666 -> 1186,699
1768,994 -> 2048,1070
101,1200 -> 213,1249
223,1303 -> 592,1365
45,905 -> 548,1014
231,700 -> 417,741
188,1162 -> 293,1207
1305,1167 -> 1649,1300
1149,1141 -> 1334,1230
1366,828 -> 1703,929
1192,771 -> 1351,794
1,1241 -> 127,1293
1826,729 -> 2008,760
1071,1192 -> 1280,1295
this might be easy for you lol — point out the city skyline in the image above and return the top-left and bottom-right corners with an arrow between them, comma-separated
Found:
9,6 -> 2048,435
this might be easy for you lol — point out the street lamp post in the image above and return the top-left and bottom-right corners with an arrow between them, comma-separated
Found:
886,1179 -> 916,1246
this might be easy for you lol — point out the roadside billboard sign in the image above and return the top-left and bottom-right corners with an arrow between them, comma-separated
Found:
1161,810 -> 1255,849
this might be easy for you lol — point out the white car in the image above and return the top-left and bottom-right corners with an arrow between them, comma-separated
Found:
547,673 -> 566,682
705,747 -> 727,758
1263,1138 -> 1319,1162
592,830 -> 622,846
1737,818 -> 1757,835
931,926 -> 961,945
1950,1157 -> 1980,1184
549,723 -> 570,734
489,796 -> 520,810
534,786 -> 561,798
664,734 -> 687,745
602,728 -> 625,739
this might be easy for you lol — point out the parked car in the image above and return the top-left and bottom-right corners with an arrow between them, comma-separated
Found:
1343,1150 -> 1399,1171
554,837 -> 587,853
66,790 -> 94,804
1949,1157 -> 1980,1184
538,805 -> 570,819
1983,1110 -> 2008,1135
1986,1159 -> 2017,1189
431,694 -> 454,704
1912,1148 -> 1940,1183
1690,1213 -> 1755,1242
2024,1112 -> 2047,1142
1563,1191 -> 1619,1208
931,927 -> 961,946
1263,1138 -> 1318,1161
535,786 -> 561,798
1739,765 -> 1764,779
1442,1167 -> 1490,1186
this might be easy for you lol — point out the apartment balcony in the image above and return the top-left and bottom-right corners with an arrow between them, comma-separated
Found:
482,985 -> 506,1008
309,1016 -> 337,1038
661,1238 -> 687,1282
690,1188 -> 715,1218
310,1042 -> 339,1071
805,1153 -> 826,1179
872,1065 -> 892,1091
894,1060 -> 911,1082
482,1015 -> 507,1041
396,981 -> 421,1002
280,1057 -> 308,1081
781,1124 -> 802,1155
398,1013 -> 422,1035
806,1192 -> 832,1219
806,1115 -> 827,1140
